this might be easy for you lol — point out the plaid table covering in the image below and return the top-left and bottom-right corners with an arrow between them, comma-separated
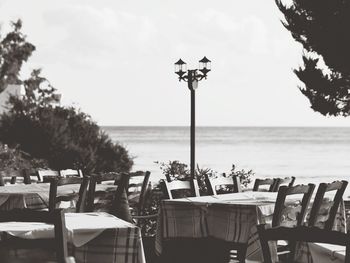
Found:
0,183 -> 118,211
155,192 -> 346,262
72,227 -> 145,263
0,212 -> 145,263
155,192 -> 277,261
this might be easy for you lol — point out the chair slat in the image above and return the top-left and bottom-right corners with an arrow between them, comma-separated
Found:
274,176 -> 296,192
253,178 -> 277,192
47,176 -> 89,212
86,172 -> 132,222
257,224 -> 350,263
308,180 -> 348,230
205,174 -> 242,195
272,184 -> 315,227
160,179 -> 200,199
59,169 -> 83,178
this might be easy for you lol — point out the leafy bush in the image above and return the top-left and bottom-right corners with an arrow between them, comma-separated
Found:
229,164 -> 254,188
157,160 -> 190,181
0,142 -> 48,171
156,160 -> 255,195
0,20 -> 35,92
0,104 -> 133,173
137,183 -> 164,237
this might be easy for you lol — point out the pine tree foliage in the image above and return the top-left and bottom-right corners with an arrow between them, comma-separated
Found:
0,20 -> 35,91
276,0 -> 350,116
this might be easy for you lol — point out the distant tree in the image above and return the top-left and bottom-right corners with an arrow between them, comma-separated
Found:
0,19 -> 35,92
0,20 -> 133,173
276,0 -> 350,116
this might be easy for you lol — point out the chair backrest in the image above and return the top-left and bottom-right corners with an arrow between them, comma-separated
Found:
22,168 -> 38,184
128,171 -> 151,215
0,209 -> 69,262
86,172 -> 132,221
37,169 -> 83,182
205,173 -> 242,195
308,180 -> 348,230
0,169 -> 24,186
48,176 -> 89,212
257,224 -> 350,263
273,176 -> 296,192
37,169 -> 60,182
59,169 -> 83,178
253,178 -> 277,192
160,179 -> 200,199
272,184 -> 315,227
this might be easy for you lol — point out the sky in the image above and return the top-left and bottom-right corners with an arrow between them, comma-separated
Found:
0,0 -> 349,126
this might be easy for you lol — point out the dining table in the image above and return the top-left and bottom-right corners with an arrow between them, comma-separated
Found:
155,191 -> 346,262
0,212 -> 146,263
0,182 -> 118,211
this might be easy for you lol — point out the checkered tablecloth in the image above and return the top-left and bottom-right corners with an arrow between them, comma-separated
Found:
68,213 -> 145,263
155,192 -> 346,262
0,183 -> 118,211
155,192 -> 277,260
0,212 -> 145,263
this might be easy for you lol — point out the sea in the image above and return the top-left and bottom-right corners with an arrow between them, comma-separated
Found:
102,126 -> 350,197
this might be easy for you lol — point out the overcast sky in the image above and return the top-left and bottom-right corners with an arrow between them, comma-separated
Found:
0,0 -> 348,126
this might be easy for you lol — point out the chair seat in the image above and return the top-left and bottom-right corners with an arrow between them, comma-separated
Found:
308,243 -> 345,262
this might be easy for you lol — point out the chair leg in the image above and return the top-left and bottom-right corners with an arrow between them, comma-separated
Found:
163,238 -> 212,263
237,244 -> 247,263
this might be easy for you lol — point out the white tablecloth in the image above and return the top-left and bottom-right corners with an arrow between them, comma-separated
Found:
0,212 -> 132,246
0,212 -> 146,263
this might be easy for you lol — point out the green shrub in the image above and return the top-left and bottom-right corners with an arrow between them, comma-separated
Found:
0,105 -> 133,173
156,160 -> 254,195
0,143 -> 48,171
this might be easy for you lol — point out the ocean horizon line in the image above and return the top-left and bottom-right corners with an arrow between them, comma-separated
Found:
101,125 -> 350,128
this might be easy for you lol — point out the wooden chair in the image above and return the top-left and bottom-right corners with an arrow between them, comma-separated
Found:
253,178 -> 277,192
272,184 -> 315,227
257,224 -> 350,263
59,169 -> 83,178
127,171 -> 161,262
0,169 -> 24,186
127,171 -> 159,223
37,169 -> 60,182
160,179 -> 200,199
47,176 -> 89,212
308,180 -> 348,230
37,169 -> 82,182
273,176 -> 296,192
86,172 -> 132,221
22,168 -> 38,184
270,184 -> 315,262
0,208 -> 74,263
205,173 -> 242,195
345,200 -> 350,232
128,171 -> 151,215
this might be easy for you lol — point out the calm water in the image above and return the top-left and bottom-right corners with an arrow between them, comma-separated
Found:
102,126 -> 350,196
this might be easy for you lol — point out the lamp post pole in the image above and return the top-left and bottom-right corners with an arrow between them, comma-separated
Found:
190,87 -> 195,181
174,57 -> 211,181
188,71 -> 196,181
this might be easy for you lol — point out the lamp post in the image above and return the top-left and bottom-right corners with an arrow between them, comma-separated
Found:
174,57 -> 211,181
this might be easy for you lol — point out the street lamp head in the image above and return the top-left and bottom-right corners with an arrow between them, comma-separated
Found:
174,58 -> 187,73
199,56 -> 211,77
